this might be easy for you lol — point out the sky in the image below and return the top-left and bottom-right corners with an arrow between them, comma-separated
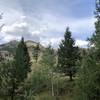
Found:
0,0 -> 96,48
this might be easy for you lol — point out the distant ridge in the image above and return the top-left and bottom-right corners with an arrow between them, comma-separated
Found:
0,40 -> 45,55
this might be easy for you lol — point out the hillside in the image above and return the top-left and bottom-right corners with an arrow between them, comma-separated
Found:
0,40 -> 19,55
0,40 -> 45,60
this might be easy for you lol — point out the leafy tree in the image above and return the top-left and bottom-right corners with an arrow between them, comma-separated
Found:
41,45 -> 56,70
41,45 -> 56,96
57,27 -> 79,81
23,68 -> 50,97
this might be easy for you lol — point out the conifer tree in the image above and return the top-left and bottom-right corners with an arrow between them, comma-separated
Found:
33,43 -> 40,62
75,1 -> 100,99
0,38 -> 31,100
57,27 -> 79,81
15,37 -> 31,83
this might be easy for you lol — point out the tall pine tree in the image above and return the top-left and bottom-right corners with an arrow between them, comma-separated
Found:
58,27 -> 79,81
5,37 -> 32,100
0,37 -> 31,100
15,37 -> 31,83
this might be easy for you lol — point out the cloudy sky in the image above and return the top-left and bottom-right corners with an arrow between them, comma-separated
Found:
0,0 -> 95,48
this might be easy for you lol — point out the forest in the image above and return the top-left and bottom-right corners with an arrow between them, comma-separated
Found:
0,0 -> 100,100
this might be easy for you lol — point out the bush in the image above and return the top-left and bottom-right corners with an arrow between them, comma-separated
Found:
24,69 -> 51,95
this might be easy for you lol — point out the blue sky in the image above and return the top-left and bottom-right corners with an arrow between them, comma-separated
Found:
0,0 -> 95,48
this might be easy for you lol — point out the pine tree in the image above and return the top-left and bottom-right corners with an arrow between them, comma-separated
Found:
33,43 -> 40,62
75,1 -> 100,99
0,38 -> 31,100
74,51 -> 100,100
12,37 -> 31,99
15,37 -> 31,83
57,27 -> 79,81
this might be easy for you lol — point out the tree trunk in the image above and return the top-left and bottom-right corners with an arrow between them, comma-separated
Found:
56,77 -> 59,96
11,80 -> 15,100
69,73 -> 73,81
11,93 -> 14,100
51,72 -> 54,96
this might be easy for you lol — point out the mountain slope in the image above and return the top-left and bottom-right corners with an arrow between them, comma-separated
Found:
0,40 -> 45,56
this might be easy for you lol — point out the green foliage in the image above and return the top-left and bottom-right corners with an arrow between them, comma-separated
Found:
1,1 -> 100,99
23,68 -> 51,97
15,37 -> 31,83
0,41 -> 19,56
74,50 -> 100,100
74,1 -> 100,99
0,37 -> 32,100
57,27 -> 79,81
26,49 -> 57,96
40,45 -> 57,96
35,95 -> 56,100
41,45 -> 56,70
90,0 -> 100,60
0,60 -> 16,99
24,90 -> 35,100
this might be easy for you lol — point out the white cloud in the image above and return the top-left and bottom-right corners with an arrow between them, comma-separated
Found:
41,37 -> 89,48
1,16 -> 40,42
0,33 -> 21,44
75,39 -> 88,47
1,22 -> 29,35
32,30 -> 41,35
3,35 -> 20,42
41,37 -> 63,47
50,37 -> 63,47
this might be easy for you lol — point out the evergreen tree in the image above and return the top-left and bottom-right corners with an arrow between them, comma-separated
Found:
57,27 -> 79,81
74,51 -> 100,100
15,37 -> 31,83
0,38 -> 31,100
75,1 -> 100,99
33,43 -> 40,62
10,37 -> 31,100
